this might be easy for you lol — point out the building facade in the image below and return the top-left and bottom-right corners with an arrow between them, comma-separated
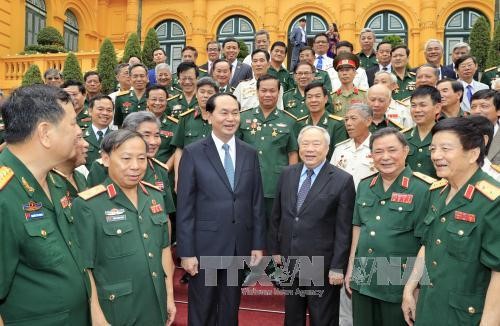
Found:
0,0 -> 495,72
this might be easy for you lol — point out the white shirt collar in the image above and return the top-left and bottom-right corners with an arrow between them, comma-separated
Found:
91,124 -> 108,137
212,132 -> 236,165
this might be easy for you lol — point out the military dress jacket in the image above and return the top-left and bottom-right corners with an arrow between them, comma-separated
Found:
415,170 -> 500,326
404,127 -> 437,178
239,107 -> 299,198
170,107 -> 211,150
350,166 -> 432,303
114,90 -> 147,127
73,179 -> 170,325
0,148 -> 90,325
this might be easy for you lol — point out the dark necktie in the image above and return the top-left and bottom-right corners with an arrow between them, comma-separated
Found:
466,85 -> 473,103
382,66 -> 388,71
219,87 -> 226,93
222,143 -> 235,190
97,130 -> 103,143
316,56 -> 323,70
297,169 -> 314,211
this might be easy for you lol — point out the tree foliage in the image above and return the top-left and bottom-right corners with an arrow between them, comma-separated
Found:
22,64 -> 43,86
469,16 -> 491,71
142,28 -> 160,69
237,40 -> 249,61
486,23 -> 500,68
122,33 -> 142,63
98,38 -> 118,94
37,26 -> 65,46
382,35 -> 404,48
62,52 -> 83,83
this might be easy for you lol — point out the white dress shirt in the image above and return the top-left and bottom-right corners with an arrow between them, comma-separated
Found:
314,54 -> 334,70
459,79 -> 490,112
212,132 -> 236,168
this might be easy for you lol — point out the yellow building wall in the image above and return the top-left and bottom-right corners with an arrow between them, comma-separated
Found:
0,0 -> 495,66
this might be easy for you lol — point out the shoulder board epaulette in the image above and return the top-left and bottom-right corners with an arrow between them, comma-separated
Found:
491,164 -> 500,173
78,184 -> 106,200
179,108 -> 195,117
0,166 -> 14,191
430,178 -> 448,190
335,138 -> 350,147
296,115 -> 308,122
167,94 -> 180,102
282,110 -> 298,120
400,96 -> 411,102
388,118 -> 404,130
240,107 -> 253,113
199,68 -> 207,73
401,127 -> 412,133
116,89 -> 130,96
96,158 -> 104,165
357,88 -> 367,92
361,171 -> 378,181
166,115 -> 179,124
51,168 -> 68,179
409,71 -> 416,76
475,180 -> 499,201
484,66 -> 497,72
284,88 -> 295,94
140,180 -> 162,192
151,157 -> 169,171
396,100 -> 410,107
413,171 -> 437,184
329,114 -> 343,121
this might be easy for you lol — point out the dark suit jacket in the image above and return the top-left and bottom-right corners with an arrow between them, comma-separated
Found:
84,126 -> 111,170
176,136 -> 266,262
488,130 -> 500,164
289,27 -> 304,46
269,162 -> 355,273
441,65 -> 456,79
366,65 -> 380,87
229,62 -> 253,88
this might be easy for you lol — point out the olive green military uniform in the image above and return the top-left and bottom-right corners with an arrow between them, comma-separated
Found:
0,148 -> 90,325
369,117 -> 404,133
480,65 -> 499,88
83,126 -> 111,170
86,158 -> 175,214
357,51 -> 378,70
296,112 -> 348,160
331,87 -> 368,117
51,168 -> 88,200
218,85 -> 235,94
415,170 -> 500,326
268,65 -> 294,92
73,179 -> 170,325
166,93 -> 198,119
171,107 -> 211,149
157,115 -> 179,163
198,67 -> 209,78
165,85 -> 182,98
114,89 -> 147,127
283,88 -> 335,119
437,109 -> 465,120
76,106 -> 91,130
403,127 -> 437,178
289,70 -> 333,92
393,70 -> 416,101
350,166 -> 432,326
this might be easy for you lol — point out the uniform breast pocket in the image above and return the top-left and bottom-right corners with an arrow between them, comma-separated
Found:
387,201 -> 414,230
272,129 -> 290,146
445,221 -> 479,262
356,198 -> 375,224
151,213 -> 168,246
101,222 -> 137,259
23,220 -> 65,270
98,280 -> 135,326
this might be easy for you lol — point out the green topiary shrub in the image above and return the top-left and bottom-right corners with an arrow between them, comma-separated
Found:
24,44 -> 66,54
469,16 -> 491,72
237,40 -> 249,61
37,26 -> 65,46
485,23 -> 500,68
382,35 -> 404,48
98,38 -> 118,94
22,64 -> 44,86
122,33 -> 142,63
142,28 -> 161,69
62,52 -> 84,83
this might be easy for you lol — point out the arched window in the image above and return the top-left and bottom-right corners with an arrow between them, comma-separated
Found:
217,15 -> 255,53
155,20 -> 186,73
25,0 -> 46,46
444,9 -> 487,65
366,11 -> 408,45
64,10 -> 79,51
287,14 -> 328,66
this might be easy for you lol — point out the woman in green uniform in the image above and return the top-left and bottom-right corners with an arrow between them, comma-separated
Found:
73,129 -> 176,325
402,117 -> 500,326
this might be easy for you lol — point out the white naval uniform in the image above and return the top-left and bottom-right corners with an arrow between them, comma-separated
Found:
233,78 -> 284,111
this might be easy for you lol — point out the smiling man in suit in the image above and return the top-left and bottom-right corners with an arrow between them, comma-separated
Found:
270,125 -> 356,326
222,38 -> 253,88
176,93 -> 266,325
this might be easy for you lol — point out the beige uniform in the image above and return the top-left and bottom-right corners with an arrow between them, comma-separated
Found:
233,78 -> 284,111
386,99 -> 414,129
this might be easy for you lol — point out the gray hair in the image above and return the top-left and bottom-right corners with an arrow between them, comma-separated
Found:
122,111 -> 160,131
255,29 -> 270,41
101,129 -> 148,154
417,63 -> 440,78
452,42 -> 470,53
374,71 -> 398,84
44,68 -> 62,79
360,28 -> 375,36
155,63 -> 171,75
298,125 -> 330,146
347,103 -> 373,119
424,39 -> 443,51
369,127 -> 408,150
